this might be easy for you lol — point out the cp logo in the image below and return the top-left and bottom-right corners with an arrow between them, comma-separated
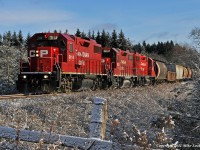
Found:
29,50 -> 48,57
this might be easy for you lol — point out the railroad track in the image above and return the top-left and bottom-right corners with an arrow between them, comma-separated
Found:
0,93 -> 56,100
0,94 -> 28,99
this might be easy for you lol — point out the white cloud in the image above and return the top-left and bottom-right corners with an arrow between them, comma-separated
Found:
0,9 -> 73,25
91,23 -> 118,31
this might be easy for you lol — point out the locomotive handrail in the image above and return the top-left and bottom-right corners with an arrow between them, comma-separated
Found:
57,54 -> 63,62
153,58 -> 167,63
111,62 -> 115,70
20,58 -> 31,72
37,56 -> 54,59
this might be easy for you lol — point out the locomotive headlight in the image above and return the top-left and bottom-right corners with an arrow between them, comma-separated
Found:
36,54 -> 39,57
36,50 -> 39,53
23,75 -> 27,79
44,75 -> 48,79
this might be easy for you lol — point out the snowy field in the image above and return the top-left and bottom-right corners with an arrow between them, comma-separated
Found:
0,79 -> 199,149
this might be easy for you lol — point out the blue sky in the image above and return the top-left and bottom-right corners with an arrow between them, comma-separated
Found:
0,0 -> 200,44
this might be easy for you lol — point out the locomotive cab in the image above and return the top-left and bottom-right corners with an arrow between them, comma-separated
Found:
17,33 -> 66,92
17,33 -> 103,93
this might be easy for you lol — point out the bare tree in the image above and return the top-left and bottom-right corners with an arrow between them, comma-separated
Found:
189,27 -> 200,51
0,45 -> 21,94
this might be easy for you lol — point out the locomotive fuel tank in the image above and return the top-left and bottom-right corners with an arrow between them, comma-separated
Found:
121,78 -> 132,88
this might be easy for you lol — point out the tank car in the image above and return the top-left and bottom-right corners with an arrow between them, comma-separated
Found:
154,61 -> 167,80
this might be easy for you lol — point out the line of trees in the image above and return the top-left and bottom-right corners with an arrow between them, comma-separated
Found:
74,29 -> 177,55
133,40 -> 175,55
74,29 -> 133,51
0,29 -> 199,65
0,30 -> 31,48
73,28 -> 200,72
0,29 -> 177,56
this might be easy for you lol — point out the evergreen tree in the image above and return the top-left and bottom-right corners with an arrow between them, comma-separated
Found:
18,30 -> 23,47
146,44 -> 152,53
91,30 -> 95,39
0,33 -> 3,46
126,38 -> 133,51
170,40 -> 174,48
80,31 -> 86,38
142,41 -> 147,48
64,29 -> 68,34
157,42 -> 164,54
117,29 -> 127,50
101,29 -> 108,47
133,43 -> 142,53
111,30 -> 118,48
12,31 -> 18,46
25,33 -> 31,48
151,43 -> 157,53
87,30 -> 92,38
106,32 -> 111,47
95,31 -> 101,44
162,41 -> 172,54
75,28 -> 81,37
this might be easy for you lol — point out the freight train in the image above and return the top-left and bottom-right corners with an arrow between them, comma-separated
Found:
16,33 -> 192,93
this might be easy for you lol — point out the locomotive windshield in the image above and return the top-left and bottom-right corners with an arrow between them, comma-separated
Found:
30,35 -> 59,47
102,49 -> 111,57
37,40 -> 58,47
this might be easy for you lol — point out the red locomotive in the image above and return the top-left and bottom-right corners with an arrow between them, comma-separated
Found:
16,33 -> 192,93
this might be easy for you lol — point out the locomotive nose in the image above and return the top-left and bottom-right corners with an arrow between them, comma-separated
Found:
29,47 -> 54,72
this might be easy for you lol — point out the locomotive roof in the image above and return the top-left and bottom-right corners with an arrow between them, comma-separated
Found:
32,33 -> 75,41
61,33 -> 74,41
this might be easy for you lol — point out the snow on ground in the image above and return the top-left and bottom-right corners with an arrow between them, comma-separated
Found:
0,79 -> 199,149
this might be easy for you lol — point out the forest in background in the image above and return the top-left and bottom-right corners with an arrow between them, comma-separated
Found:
0,28 -> 200,94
